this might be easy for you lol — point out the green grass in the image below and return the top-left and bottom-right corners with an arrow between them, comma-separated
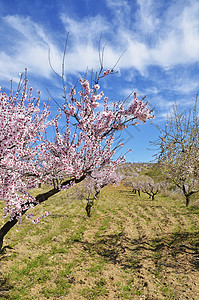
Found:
0,180 -> 199,299
80,278 -> 108,299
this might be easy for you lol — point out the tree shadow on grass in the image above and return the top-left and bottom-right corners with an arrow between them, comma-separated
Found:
118,190 -> 138,199
183,206 -> 199,216
0,246 -> 13,260
0,273 -> 12,299
77,231 -> 199,272
0,247 -> 14,299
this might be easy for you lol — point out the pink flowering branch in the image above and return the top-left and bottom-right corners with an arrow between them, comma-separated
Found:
0,71 -> 53,223
40,76 -> 154,189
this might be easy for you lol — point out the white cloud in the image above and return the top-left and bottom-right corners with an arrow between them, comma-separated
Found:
181,3 -> 199,61
1,0 -> 199,84
0,15 -> 62,82
171,78 -> 199,94
60,14 -> 110,44
105,0 -> 131,26
122,41 -> 150,74
64,44 -> 99,74
112,0 -> 199,71
59,14 -> 123,74
136,0 -> 160,34
148,2 -> 199,67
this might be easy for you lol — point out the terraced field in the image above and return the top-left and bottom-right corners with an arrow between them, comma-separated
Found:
0,183 -> 199,299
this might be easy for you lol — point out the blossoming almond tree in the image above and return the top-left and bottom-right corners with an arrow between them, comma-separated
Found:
0,66 -> 154,250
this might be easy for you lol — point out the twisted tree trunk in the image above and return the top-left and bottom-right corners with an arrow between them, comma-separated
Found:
85,200 -> 93,217
182,184 -> 197,207
85,190 -> 100,217
186,195 -> 190,207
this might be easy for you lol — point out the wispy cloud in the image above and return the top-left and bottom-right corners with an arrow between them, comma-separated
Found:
1,1 -> 199,76
0,0 -> 198,162
0,0 -> 198,106
60,14 -> 110,44
105,0 -> 132,27
0,15 -> 62,81
136,0 -> 160,35
60,13 -> 123,74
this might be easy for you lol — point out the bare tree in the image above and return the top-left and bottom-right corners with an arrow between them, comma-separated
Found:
152,99 -> 199,206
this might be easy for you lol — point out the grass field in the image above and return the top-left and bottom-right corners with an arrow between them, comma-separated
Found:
0,182 -> 199,299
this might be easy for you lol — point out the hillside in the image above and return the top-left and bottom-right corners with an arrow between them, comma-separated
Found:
0,182 -> 199,299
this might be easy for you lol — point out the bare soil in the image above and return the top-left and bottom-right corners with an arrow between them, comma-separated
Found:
0,184 -> 199,299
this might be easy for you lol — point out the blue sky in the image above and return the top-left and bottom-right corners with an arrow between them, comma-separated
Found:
0,0 -> 199,162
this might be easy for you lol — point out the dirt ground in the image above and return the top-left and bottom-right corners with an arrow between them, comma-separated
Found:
0,185 -> 199,299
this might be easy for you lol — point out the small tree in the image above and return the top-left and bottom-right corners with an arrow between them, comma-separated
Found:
140,178 -> 167,200
123,173 -> 141,196
75,168 -> 123,217
153,100 -> 199,206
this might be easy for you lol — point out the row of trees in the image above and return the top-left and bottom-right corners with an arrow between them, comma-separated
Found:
120,97 -> 199,206
124,174 -> 167,200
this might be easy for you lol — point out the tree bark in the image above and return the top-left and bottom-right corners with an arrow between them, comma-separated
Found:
182,184 -> 198,207
85,190 -> 100,218
0,218 -> 18,252
186,195 -> 190,207
85,200 -> 93,217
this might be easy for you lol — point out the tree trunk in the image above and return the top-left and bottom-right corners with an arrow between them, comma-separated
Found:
94,191 -> 100,199
85,200 -> 93,217
0,237 -> 3,252
0,219 -> 18,252
0,175 -> 86,251
186,195 -> 190,207
182,184 -> 195,207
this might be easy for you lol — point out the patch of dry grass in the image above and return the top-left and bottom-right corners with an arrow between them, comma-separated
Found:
0,183 -> 199,299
